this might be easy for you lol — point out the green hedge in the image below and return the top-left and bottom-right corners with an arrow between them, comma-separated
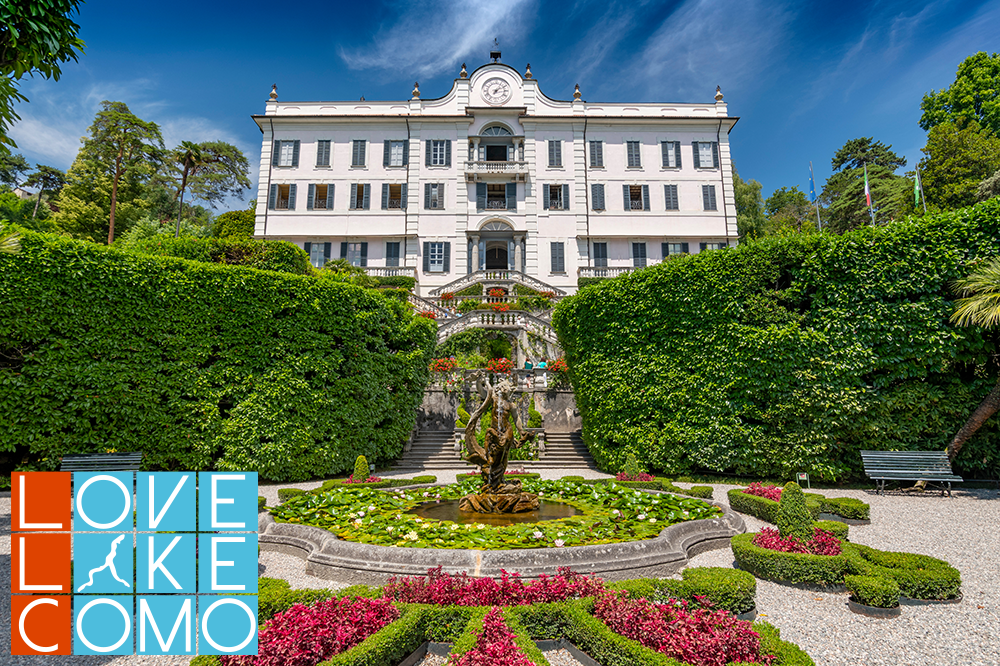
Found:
411,475 -> 437,484
211,209 -> 255,237
0,232 -> 435,479
727,489 -> 826,523
257,576 -> 338,625
730,533 -> 849,586
258,495 -> 266,512
820,497 -> 870,521
658,479 -> 714,499
125,235 -> 313,275
456,472 -> 541,482
323,604 -> 432,666
608,567 -> 757,615
844,544 -> 961,600
374,275 -> 416,291
845,574 -> 900,608
554,199 -> 1000,481
813,520 -> 849,542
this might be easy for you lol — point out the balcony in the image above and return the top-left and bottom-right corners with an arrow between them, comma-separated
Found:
465,160 -> 529,182
362,266 -> 416,278
578,266 -> 638,279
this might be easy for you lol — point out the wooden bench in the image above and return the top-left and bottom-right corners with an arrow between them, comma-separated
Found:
60,452 -> 143,473
860,450 -> 963,496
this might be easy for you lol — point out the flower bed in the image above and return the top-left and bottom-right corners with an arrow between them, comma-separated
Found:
491,303 -> 511,312
382,566 -> 604,606
728,487 -> 870,523
752,527 -> 842,556
431,356 -> 459,372
419,309 -> 438,319
447,607 -> 539,666
344,474 -> 384,484
269,478 -> 722,550
486,357 -> 515,373
744,482 -> 783,502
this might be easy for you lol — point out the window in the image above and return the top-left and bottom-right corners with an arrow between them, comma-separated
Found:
316,140 -> 331,167
382,183 -> 406,209
427,140 -> 451,166
349,183 -> 370,210
386,242 -> 400,267
272,140 -> 299,167
551,242 -> 565,273
592,242 -> 608,268
383,140 -> 408,167
351,140 -> 366,167
548,140 -> 562,167
632,242 -> 647,268
307,183 -> 334,210
343,241 -> 368,266
662,242 -> 689,257
702,185 -> 717,211
693,141 -> 719,169
304,242 -> 330,268
700,242 -> 727,252
482,126 -> 512,136
423,241 -> 450,273
589,140 -> 603,167
543,184 -> 569,210
623,184 -> 650,211
485,144 -> 508,161
626,141 -> 642,168
661,141 -> 680,168
425,183 -> 444,209
664,184 -> 679,210
268,183 -> 296,210
478,183 -> 515,211
591,183 -> 605,210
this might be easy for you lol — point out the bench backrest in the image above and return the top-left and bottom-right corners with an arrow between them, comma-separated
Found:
60,452 -> 143,472
860,450 -> 954,474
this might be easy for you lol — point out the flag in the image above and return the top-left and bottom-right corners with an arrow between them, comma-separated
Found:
809,163 -> 817,202
914,169 -> 921,206
863,163 -> 871,208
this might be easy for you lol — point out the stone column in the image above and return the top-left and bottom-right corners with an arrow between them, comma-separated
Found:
471,234 -> 480,271
472,138 -> 481,162
514,234 -> 524,273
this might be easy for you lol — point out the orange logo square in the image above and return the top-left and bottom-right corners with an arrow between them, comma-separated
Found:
12,472 -> 71,531
11,533 -> 71,594
11,595 -> 72,655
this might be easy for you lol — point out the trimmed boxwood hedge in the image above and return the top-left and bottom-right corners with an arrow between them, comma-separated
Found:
727,488 -> 866,523
124,234 -> 314,275
820,497 -> 870,521
258,495 -> 266,512
845,574 -> 900,609
456,472 -> 542,482
608,568 -> 757,615
276,476 -> 439,503
730,533 -> 850,587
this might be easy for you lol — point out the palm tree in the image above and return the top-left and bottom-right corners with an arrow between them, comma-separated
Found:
174,141 -> 204,237
946,257 -> 1000,461
0,222 -> 20,254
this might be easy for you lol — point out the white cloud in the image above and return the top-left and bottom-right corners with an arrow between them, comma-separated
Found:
340,0 -> 536,79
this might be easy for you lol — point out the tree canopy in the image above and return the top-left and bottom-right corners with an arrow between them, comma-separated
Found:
732,167 -> 765,241
0,152 -> 29,187
830,137 -> 907,172
820,138 -> 911,233
919,121 -> 1000,211
920,51 -> 1000,136
764,186 -> 819,236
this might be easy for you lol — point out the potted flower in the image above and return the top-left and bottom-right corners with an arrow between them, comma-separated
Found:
491,303 -> 510,313
418,310 -> 437,320
486,357 -> 514,374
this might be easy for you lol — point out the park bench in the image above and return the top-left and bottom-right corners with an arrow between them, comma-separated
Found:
860,450 -> 963,497
60,452 -> 143,473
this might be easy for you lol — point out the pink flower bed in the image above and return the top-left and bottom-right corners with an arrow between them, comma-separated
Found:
752,527 -> 842,556
594,593 -> 774,666
222,596 -> 399,666
616,472 -> 656,482
381,566 -> 604,606
344,474 -> 383,484
742,482 -> 783,502
447,607 -> 534,666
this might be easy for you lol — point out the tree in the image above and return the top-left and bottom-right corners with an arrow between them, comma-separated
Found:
763,186 -> 819,236
920,52 -> 1000,136
212,209 -> 255,237
54,151 -> 149,242
0,0 -> 85,152
919,121 -> 1000,210
0,220 -> 18,253
77,101 -> 164,243
980,169 -> 1000,202
23,164 -> 66,219
821,138 -> 910,233
169,140 -> 250,237
830,137 -> 908,172
732,167 -> 765,241
945,257 -> 1000,461
0,152 -> 29,187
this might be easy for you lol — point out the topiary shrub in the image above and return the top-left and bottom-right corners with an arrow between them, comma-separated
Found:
845,575 -> 900,608
813,519 -> 849,542
456,400 -> 471,429
212,209 -> 255,237
820,496 -> 870,521
844,544 -> 961,600
776,482 -> 814,542
622,452 -> 644,478
730,533 -> 849,586
654,567 -> 756,615
258,495 -> 266,512
354,455 -> 370,481
527,400 -> 542,429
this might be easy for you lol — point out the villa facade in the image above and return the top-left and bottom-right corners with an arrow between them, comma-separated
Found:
252,56 -> 739,297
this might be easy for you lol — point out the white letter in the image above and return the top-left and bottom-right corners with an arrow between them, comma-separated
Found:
76,476 -> 131,530
211,536 -> 245,591
211,474 -> 245,529
19,537 -> 62,591
201,599 -> 256,653
139,598 -> 191,653
19,474 -> 62,529
76,598 -> 131,653
148,536 -> 182,590
19,598 -> 59,652
148,474 -> 188,529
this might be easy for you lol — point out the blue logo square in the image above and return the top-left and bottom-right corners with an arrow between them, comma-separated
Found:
137,596 -> 196,655
73,472 -> 134,531
136,533 -> 195,593
73,595 -> 134,655
198,473 -> 258,532
198,596 -> 258,655
137,472 -> 195,532
74,533 -> 134,594
197,534 -> 258,593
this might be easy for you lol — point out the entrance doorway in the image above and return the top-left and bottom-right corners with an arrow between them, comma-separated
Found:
485,246 -> 508,269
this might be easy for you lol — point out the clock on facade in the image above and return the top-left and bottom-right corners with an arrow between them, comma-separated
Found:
481,77 -> 511,105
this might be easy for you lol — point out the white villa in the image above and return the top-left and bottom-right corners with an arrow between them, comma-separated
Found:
252,54 -> 738,300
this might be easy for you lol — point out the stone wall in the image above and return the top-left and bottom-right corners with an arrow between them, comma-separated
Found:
417,387 -> 580,433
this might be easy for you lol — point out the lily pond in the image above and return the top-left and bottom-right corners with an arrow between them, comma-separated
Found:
269,479 -> 722,549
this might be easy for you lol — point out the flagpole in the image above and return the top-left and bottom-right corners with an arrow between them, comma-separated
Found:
864,163 -> 875,225
810,161 -> 822,232
916,166 -> 928,215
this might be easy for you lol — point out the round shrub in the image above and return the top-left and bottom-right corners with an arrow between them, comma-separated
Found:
622,452 -> 644,478
776,482 -> 813,541
212,209 -> 255,237
845,544 -> 961,600
845,575 -> 900,609
353,455 -> 370,482
730,533 -> 849,586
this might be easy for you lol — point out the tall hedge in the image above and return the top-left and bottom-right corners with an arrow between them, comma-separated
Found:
0,232 -> 436,480
553,199 -> 1000,480
126,235 -> 313,275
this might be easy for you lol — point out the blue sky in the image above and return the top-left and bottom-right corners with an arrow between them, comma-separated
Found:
10,0 -> 1000,209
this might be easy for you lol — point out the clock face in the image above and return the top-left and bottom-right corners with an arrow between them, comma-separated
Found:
481,77 -> 512,105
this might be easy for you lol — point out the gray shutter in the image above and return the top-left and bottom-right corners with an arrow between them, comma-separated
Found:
360,242 -> 368,267
476,182 -> 486,211
358,141 -> 365,166
562,184 -> 570,210
352,141 -> 360,166
425,140 -> 432,166
710,186 -> 717,210
402,140 -> 409,166
291,140 -> 300,167
288,184 -> 297,210
591,183 -> 605,210
304,242 -> 311,258
682,242 -> 689,253
323,242 -> 331,262
268,183 -> 278,209
642,184 -> 650,211
542,184 -> 549,209
700,243 -> 707,251
424,183 -> 431,209
661,242 -> 669,258
383,140 -> 391,167
362,184 -> 371,209
665,184 -> 678,210
350,184 -> 358,209
381,183 -> 389,209
317,140 -> 330,166
675,142 -> 682,169
712,142 -> 719,169
307,184 -> 315,210
623,184 -> 630,210
271,140 -> 281,166
506,182 -> 516,211
693,142 -> 701,169
548,141 -> 555,166
443,242 -> 450,272
326,183 -> 335,209
661,141 -> 670,168
444,140 -> 451,167
423,242 -> 430,273
401,183 -> 408,209
341,242 -> 348,258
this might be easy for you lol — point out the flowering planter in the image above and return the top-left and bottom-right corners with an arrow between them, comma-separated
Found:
847,598 -> 901,618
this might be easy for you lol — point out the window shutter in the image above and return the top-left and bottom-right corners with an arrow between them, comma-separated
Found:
383,140 -> 391,167
288,184 -> 297,209
358,141 -> 365,166
341,242 -> 348,258
326,183 -> 335,209
271,140 -> 281,166
543,184 -> 549,209
304,242 -> 312,258
661,242 -> 669,258
710,186 -> 717,210
712,142 -> 719,169
352,140 -> 361,166
401,183 -> 408,209
323,242 -> 331,262
700,243 -> 707,251
623,184 -> 630,211
350,184 -> 358,209
476,183 -> 486,211
443,242 -> 451,273
360,242 -> 368,266
589,141 -> 596,167
307,184 -> 315,210
506,182 -> 516,211
702,185 -> 710,210
422,243 -> 430,272
556,141 -> 562,166
692,142 -> 701,169
642,184 -> 650,211
268,183 -> 278,209
675,142 -> 682,169
661,141 -> 669,168
548,141 -> 556,166
591,183 -> 605,210
362,184 -> 371,209
444,140 -> 451,167
424,183 -> 431,209
381,183 -> 389,209
402,140 -> 409,166
291,140 -> 300,167
316,140 -> 330,166
681,242 -> 689,253
562,184 -> 570,211
425,140 -> 432,167
437,183 -> 444,208
665,184 -> 678,210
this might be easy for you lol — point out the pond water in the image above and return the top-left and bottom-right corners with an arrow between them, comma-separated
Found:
407,499 -> 583,526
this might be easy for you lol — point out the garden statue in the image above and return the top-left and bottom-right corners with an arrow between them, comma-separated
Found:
460,373 -> 539,513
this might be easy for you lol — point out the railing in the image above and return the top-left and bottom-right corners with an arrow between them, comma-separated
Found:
485,199 -> 508,209
578,266 -> 638,279
362,266 -> 416,278
548,200 -> 564,210
429,270 -> 567,297
429,368 -> 563,393
629,200 -> 644,210
277,199 -> 289,209
465,160 -> 529,174
313,201 -> 328,210
408,292 -> 454,319
387,199 -> 402,209
436,310 -> 560,345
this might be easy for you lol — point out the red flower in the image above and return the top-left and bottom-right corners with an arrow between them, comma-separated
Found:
490,303 -> 510,312
616,472 -> 656,482
440,292 -> 455,301
430,357 -> 458,372
381,567 -> 604,606
486,358 -> 514,374
549,357 -> 568,373
742,482 -> 782,502
751,527 -> 842,556
419,310 -> 438,319
488,287 -> 507,298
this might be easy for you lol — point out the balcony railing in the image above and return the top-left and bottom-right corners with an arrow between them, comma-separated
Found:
387,199 -> 402,209
362,266 -> 416,278
313,201 -> 328,209
548,199 -> 564,210
485,199 -> 508,209
629,200 -> 644,210
465,160 -> 529,181
578,266 -> 638,279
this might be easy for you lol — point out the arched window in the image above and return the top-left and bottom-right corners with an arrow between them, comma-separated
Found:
481,126 -> 512,136
481,220 -> 513,231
